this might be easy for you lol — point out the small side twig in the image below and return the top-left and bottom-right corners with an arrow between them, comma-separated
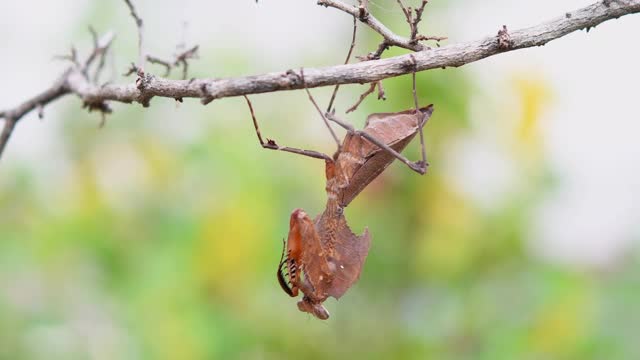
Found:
54,46 -> 80,67
0,31 -> 115,160
358,41 -> 389,61
396,0 -> 427,42
123,62 -> 140,77
396,0 -> 446,46
123,0 -> 145,69
175,45 -> 199,79
0,77 -> 69,160
321,0 -> 446,52
84,28 -> 115,82
122,0 -> 198,79
145,56 -> 172,76
146,45 -> 199,79
318,0 -> 428,52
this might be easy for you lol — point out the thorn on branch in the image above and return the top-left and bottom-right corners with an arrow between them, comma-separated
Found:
497,25 -> 513,50
37,104 -> 44,119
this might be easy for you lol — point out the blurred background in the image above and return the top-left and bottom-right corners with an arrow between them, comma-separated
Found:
1,0 -> 639,359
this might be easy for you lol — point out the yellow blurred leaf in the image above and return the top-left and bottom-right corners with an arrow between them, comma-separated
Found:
510,74 -> 552,160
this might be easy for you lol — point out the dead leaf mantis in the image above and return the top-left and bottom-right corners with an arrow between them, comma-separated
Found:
245,59 -> 434,319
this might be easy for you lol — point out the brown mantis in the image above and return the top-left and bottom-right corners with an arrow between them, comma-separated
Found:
244,62 -> 434,320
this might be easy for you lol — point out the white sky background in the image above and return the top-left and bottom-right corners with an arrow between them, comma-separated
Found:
447,0 -> 640,267
1,0 -> 639,268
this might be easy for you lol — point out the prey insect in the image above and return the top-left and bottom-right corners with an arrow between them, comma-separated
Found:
247,58 -> 434,320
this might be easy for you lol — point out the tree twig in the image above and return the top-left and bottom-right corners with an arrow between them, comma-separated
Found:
68,0 -> 640,102
123,0 -> 145,69
146,45 -> 199,79
0,78 -> 70,157
1,0 -> 639,160
319,0 -> 428,51
0,32 -> 114,159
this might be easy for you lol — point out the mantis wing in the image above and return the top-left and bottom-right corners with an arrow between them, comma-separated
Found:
315,214 -> 371,299
337,105 -> 434,207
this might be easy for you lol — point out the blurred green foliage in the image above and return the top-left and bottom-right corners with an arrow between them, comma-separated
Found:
1,2 -> 639,360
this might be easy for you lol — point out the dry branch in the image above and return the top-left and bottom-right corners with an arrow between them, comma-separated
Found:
1,0 -> 639,160
123,0 -> 145,69
319,0 -> 427,51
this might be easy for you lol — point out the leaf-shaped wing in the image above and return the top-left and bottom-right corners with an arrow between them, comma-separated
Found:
315,214 -> 371,299
336,105 -> 434,207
